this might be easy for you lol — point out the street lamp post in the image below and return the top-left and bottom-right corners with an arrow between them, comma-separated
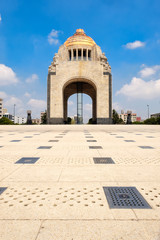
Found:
147,104 -> 149,119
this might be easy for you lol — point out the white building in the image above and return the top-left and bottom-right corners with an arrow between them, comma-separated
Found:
119,110 -> 137,123
12,116 -> 27,124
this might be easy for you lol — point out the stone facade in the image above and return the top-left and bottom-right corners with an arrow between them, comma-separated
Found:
47,29 -> 112,124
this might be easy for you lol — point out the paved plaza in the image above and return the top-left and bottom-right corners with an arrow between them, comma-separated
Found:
0,125 -> 160,240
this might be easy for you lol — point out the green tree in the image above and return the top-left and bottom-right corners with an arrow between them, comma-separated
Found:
112,109 -> 124,124
67,117 -> 71,124
0,117 -> 14,125
88,118 -> 92,124
144,117 -> 157,124
41,112 -> 47,124
156,117 -> 160,124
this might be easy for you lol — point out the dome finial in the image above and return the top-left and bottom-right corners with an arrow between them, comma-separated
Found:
76,29 -> 85,34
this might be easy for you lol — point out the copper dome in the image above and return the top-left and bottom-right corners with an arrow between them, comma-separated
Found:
64,29 -> 96,47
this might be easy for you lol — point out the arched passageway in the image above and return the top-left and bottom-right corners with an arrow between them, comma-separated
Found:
63,79 -> 97,124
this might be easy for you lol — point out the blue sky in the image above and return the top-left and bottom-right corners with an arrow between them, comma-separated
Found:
0,0 -> 160,122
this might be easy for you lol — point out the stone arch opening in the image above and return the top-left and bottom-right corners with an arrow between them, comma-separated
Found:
63,78 -> 97,124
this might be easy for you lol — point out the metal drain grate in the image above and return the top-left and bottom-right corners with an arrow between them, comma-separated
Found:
55,136 -> 63,138
49,140 -> 59,142
87,140 -> 97,142
15,157 -> 40,164
0,146 -> 3,148
139,146 -> 154,149
110,134 -> 116,135
85,136 -> 93,138
146,136 -> 154,138
0,187 -> 7,195
24,136 -> 32,138
38,146 -> 52,149
11,140 -> 21,142
103,187 -> 151,209
93,157 -> 115,164
124,140 -> 135,142
116,136 -> 124,138
89,146 -> 102,149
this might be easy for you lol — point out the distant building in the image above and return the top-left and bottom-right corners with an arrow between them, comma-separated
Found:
12,116 -> 27,124
2,108 -> 7,115
0,98 -> 3,118
119,110 -> 139,123
3,113 -> 13,121
151,113 -> 160,118
40,111 -> 46,124
136,117 -> 141,122
73,115 -> 77,123
32,118 -> 40,124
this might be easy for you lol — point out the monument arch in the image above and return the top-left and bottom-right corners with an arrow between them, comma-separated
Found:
63,78 -> 97,123
47,29 -> 112,124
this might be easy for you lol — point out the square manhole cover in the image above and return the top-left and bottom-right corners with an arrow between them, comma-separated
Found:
124,140 -> 135,142
49,140 -> 59,142
0,187 -> 7,195
87,140 -> 97,142
89,146 -> 102,149
103,187 -> 151,209
38,146 -> 52,149
93,157 -> 115,164
139,146 -> 154,149
11,140 -> 21,142
15,157 -> 40,164
0,146 -> 3,148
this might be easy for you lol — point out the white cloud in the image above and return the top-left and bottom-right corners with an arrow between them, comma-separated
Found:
24,92 -> 31,98
0,91 -> 7,99
4,97 -> 23,113
124,40 -> 145,49
139,65 -> 160,78
27,98 -> 46,109
84,103 -> 92,111
113,102 -> 122,112
0,64 -> 19,86
116,77 -> 160,99
68,100 -> 74,105
0,14 -> 2,22
48,29 -> 60,45
25,74 -> 39,83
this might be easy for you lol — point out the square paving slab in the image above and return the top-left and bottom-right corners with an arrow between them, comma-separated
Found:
15,157 -> 40,164
0,125 -> 160,240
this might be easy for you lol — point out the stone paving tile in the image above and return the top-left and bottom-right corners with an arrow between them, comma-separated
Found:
0,125 -> 160,239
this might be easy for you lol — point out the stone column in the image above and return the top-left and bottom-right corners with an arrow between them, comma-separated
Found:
92,97 -> 96,123
64,95 -> 68,122
71,49 -> 73,61
86,49 -> 88,61
76,49 -> 78,61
